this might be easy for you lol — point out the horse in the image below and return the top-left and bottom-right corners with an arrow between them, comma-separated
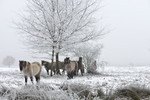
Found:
64,57 -> 78,79
41,60 -> 65,76
53,61 -> 65,74
78,57 -> 85,76
41,60 -> 55,76
19,60 -> 42,85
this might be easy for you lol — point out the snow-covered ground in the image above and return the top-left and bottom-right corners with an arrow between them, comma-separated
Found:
0,66 -> 150,90
0,66 -> 150,99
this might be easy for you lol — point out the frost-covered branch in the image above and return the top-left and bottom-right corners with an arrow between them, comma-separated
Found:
15,0 -> 105,58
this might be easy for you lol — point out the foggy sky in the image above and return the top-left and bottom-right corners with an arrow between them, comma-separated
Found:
0,0 -> 150,66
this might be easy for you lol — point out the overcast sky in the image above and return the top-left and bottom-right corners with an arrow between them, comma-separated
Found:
0,0 -> 150,66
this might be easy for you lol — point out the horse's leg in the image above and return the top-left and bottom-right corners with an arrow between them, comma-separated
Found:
53,69 -> 56,75
67,72 -> 69,79
81,69 -> 83,76
73,70 -> 76,76
24,76 -> 28,85
62,69 -> 65,75
46,69 -> 49,75
50,69 -> 53,76
67,72 -> 71,79
75,69 -> 78,76
71,71 -> 74,79
81,68 -> 85,76
35,75 -> 40,83
77,69 -> 79,76
30,76 -> 33,84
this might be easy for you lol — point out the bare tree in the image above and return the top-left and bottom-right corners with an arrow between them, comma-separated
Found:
15,0 -> 105,75
2,56 -> 15,67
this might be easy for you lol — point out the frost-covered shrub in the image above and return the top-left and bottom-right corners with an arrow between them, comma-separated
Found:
0,85 -> 10,96
8,84 -> 79,100
114,88 -> 140,100
8,86 -> 49,100
130,86 -> 150,98
61,83 -> 91,99
97,88 -> 105,98
86,68 -> 100,75
104,85 -> 150,100
60,83 -> 105,100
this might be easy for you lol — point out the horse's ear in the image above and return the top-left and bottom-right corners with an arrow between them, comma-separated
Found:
79,57 -> 82,61
27,62 -> 30,66
66,57 -> 70,60
67,57 -> 70,63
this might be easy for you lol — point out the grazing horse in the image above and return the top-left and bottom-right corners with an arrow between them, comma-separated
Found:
41,60 -> 55,76
64,57 -> 78,79
78,57 -> 85,76
41,60 -> 65,76
19,60 -> 42,85
54,61 -> 66,74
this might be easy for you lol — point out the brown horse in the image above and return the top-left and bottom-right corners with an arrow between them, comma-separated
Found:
41,60 -> 55,76
19,60 -> 42,85
41,60 -> 65,76
78,57 -> 85,76
54,61 -> 66,74
64,57 -> 78,79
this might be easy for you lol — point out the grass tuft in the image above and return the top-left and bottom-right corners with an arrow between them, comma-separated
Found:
0,85 -> 11,96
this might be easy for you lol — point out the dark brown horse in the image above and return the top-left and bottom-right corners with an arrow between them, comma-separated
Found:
41,60 -> 55,76
78,57 -> 85,76
19,60 -> 41,85
64,57 -> 78,79
55,61 -> 65,74
41,60 -> 65,76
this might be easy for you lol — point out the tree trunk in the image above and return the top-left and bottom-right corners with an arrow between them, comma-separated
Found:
51,45 -> 55,76
55,52 -> 61,75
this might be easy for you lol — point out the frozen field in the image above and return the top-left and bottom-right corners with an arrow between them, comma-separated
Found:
0,66 -> 150,99
0,66 -> 150,89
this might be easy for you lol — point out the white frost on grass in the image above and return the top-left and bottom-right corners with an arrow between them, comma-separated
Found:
0,66 -> 150,99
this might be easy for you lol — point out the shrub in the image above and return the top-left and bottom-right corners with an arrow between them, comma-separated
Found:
104,86 -> 150,100
8,84 -> 78,100
60,83 -> 105,100
130,86 -> 150,99
114,88 -> 140,100
97,88 -> 105,98
0,85 -> 11,96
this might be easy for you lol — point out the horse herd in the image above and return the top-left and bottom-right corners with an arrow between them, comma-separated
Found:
19,57 -> 85,85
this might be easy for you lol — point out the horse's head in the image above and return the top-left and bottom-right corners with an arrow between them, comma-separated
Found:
64,57 -> 70,64
41,60 -> 48,66
19,60 -> 27,71
41,60 -> 45,66
41,60 -> 50,70
79,57 -> 82,62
